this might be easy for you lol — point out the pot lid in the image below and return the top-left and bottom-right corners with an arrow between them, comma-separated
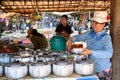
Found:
31,62 -> 49,66
76,59 -> 94,64
6,62 -> 26,67
59,52 -> 69,58
35,51 -> 43,54
38,55 -> 52,58
54,59 -> 72,65
20,50 -> 32,53
50,50 -> 61,55
19,50 -> 33,56
35,49 -> 48,54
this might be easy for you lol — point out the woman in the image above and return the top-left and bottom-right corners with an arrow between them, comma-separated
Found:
27,28 -> 48,50
66,11 -> 113,80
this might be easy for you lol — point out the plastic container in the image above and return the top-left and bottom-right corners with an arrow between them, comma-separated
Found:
77,76 -> 99,80
50,36 -> 67,51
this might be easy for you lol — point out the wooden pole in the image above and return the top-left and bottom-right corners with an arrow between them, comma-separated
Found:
111,0 -> 120,80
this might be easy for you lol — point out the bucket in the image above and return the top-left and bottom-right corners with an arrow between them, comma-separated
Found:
50,36 -> 67,51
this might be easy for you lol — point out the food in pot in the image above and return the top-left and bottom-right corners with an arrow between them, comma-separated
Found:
67,56 -> 74,60
0,44 -> 21,53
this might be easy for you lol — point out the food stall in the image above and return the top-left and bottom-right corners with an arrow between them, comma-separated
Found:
0,31 -> 99,80
0,0 -> 112,79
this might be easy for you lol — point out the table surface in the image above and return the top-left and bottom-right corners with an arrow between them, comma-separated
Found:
0,73 -> 99,80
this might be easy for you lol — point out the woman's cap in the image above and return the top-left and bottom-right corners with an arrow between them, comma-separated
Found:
90,11 -> 110,23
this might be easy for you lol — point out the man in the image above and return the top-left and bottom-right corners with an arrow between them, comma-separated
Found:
55,15 -> 72,39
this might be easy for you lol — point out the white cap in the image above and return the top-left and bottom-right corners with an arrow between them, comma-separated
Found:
91,11 -> 109,23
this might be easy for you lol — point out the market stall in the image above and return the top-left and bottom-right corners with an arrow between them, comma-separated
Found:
0,0 -> 112,80
0,32 -> 99,80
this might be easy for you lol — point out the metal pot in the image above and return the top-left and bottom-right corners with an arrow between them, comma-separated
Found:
11,55 -> 34,63
36,53 -> 55,62
19,50 -> 34,56
29,60 -> 51,78
20,55 -> 34,63
75,59 -> 95,75
70,53 -> 87,61
0,54 -> 10,64
0,63 -> 3,76
35,51 -> 43,55
49,50 -> 61,56
18,50 -> 34,63
59,53 -> 68,59
53,59 -> 73,76
5,62 -> 28,79
35,49 -> 48,55
49,50 -> 62,60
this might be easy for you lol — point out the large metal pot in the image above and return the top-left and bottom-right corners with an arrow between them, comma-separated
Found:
5,62 -> 28,79
29,61 -> 51,78
53,59 -> 73,76
75,59 -> 95,75
0,63 -> 3,76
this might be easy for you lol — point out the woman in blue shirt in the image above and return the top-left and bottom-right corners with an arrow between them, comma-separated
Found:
66,11 -> 113,80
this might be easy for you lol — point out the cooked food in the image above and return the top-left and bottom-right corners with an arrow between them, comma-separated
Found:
71,44 -> 83,49
67,56 -> 74,59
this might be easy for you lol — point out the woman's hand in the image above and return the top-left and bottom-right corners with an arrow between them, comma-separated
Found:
80,48 -> 92,55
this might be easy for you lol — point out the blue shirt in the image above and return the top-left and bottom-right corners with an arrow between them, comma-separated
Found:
72,29 -> 113,72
